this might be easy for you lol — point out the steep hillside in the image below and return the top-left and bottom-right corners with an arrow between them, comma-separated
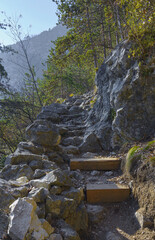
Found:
0,25 -> 67,88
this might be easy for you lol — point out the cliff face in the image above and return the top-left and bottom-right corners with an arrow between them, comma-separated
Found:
85,40 -> 155,150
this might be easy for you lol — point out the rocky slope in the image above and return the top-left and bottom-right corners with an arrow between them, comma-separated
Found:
81,40 -> 155,151
0,40 -> 154,240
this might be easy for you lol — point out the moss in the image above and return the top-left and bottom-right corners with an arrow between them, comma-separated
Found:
0,155 -> 6,169
111,108 -> 116,121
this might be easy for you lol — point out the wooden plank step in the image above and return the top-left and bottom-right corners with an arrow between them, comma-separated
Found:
70,157 -> 121,170
86,183 -> 130,203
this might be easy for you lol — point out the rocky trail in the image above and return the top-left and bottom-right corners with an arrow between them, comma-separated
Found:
0,40 -> 154,240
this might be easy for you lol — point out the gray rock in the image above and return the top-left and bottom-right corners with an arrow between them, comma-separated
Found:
29,159 -> 43,170
87,204 -> 107,224
106,232 -> 121,240
5,152 -> 44,166
49,233 -> 63,240
0,211 -> 9,239
50,185 -> 63,195
37,103 -> 69,121
33,169 -> 46,179
17,141 -> 44,155
79,133 -> 103,153
61,137 -> 83,147
26,120 -> 61,147
0,164 -> 33,180
91,170 -> 100,176
30,169 -> 72,189
135,208 -> 154,229
62,145 -> 79,155
36,203 -> 46,219
8,198 -> 49,240
0,179 -> 15,209
58,220 -> 80,240
47,152 -> 64,164
42,160 -> 57,170
28,187 -> 49,203
11,186 -> 29,199
85,40 -> 155,150
105,171 -> 113,176
62,187 -> 84,205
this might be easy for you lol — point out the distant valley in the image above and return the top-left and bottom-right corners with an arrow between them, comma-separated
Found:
0,25 -> 67,89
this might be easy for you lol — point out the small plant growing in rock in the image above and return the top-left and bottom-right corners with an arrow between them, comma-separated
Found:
125,146 -> 141,173
143,140 -> 155,151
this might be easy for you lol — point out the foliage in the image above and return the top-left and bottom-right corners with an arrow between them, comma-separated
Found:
125,140 -> 155,174
0,155 -> 6,169
120,0 -> 155,58
125,146 -> 141,173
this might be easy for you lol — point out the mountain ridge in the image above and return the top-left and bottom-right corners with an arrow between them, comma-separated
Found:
0,24 -> 67,89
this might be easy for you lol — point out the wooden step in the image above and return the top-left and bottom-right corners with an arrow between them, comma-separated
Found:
86,183 -> 130,203
70,157 -> 121,170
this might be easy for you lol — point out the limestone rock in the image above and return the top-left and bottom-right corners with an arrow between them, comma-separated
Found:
33,169 -> 47,179
40,219 -> 54,235
58,220 -> 80,240
62,188 -> 84,205
0,210 -> 9,239
79,133 -> 103,153
0,179 -> 15,209
5,152 -> 44,166
87,204 -> 106,224
135,208 -> 154,229
30,169 -> 72,189
28,187 -> 49,203
49,234 -> 63,240
37,103 -> 69,122
8,198 -> 49,240
17,141 -> 44,155
0,164 -> 33,180
85,40 -> 155,150
26,120 -> 61,147
106,232 -> 121,240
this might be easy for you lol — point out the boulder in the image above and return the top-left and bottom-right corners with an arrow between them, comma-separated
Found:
87,204 -> 107,224
37,103 -> 69,122
49,234 -> 63,240
30,169 -> 72,189
7,198 -> 49,240
26,120 -> 61,147
0,179 -> 15,209
0,210 -> 9,239
28,187 -> 49,203
0,164 -> 33,180
17,141 -> 44,155
57,220 -> 80,240
5,152 -> 45,166
79,133 -> 103,153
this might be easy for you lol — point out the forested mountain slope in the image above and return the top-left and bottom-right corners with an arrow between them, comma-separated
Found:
0,25 -> 67,88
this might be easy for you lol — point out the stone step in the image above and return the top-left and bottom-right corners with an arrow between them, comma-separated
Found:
64,129 -> 85,137
70,157 -> 121,170
61,136 -> 83,147
86,183 -> 130,203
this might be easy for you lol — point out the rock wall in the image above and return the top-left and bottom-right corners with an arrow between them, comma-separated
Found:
83,40 -> 155,150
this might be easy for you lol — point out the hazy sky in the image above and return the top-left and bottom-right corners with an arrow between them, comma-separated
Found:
0,0 -> 58,45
